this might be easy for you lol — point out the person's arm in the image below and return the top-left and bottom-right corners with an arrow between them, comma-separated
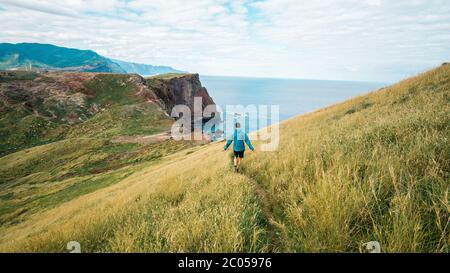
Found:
224,139 -> 233,150
244,133 -> 254,151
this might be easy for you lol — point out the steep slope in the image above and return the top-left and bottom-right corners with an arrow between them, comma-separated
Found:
146,73 -> 216,123
112,59 -> 185,76
0,43 -> 182,75
0,64 -> 448,253
0,43 -> 125,73
0,70 -> 216,228
0,71 -> 165,155
0,71 -> 215,156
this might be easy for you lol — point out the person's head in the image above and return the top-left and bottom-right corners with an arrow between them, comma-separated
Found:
235,122 -> 241,128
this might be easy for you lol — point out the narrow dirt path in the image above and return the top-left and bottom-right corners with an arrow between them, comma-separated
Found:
112,131 -> 172,145
112,131 -> 212,145
244,173 -> 282,252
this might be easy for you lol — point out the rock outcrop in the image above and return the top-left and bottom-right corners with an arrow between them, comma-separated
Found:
0,70 -> 216,155
146,73 -> 216,121
0,71 -> 215,122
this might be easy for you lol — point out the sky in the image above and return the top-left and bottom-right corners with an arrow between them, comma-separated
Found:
0,0 -> 449,82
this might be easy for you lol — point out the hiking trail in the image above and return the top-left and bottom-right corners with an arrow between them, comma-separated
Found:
239,170 -> 282,252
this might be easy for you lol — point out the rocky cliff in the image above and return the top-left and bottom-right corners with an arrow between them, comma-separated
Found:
146,73 -> 216,121
0,70 -> 216,155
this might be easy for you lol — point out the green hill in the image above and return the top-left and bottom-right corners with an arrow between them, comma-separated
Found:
0,71 -> 172,156
0,64 -> 448,253
0,43 -> 125,73
0,43 -> 183,75
111,59 -> 185,76
0,70 -> 215,233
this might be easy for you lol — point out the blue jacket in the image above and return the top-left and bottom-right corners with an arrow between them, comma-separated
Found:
224,129 -> 254,152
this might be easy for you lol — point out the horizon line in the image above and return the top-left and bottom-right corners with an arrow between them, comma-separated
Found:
200,73 -> 391,85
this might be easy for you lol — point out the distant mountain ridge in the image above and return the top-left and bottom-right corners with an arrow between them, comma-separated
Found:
112,59 -> 185,76
0,43 -> 125,73
0,43 -> 183,76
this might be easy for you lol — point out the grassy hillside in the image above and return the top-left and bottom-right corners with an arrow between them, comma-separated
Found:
0,71 -> 210,228
147,73 -> 193,80
0,137 -> 200,226
0,64 -> 448,252
0,72 -> 173,156
0,43 -> 183,76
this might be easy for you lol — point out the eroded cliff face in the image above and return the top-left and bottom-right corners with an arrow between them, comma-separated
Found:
146,73 -> 216,119
0,71 -> 215,122
0,70 -> 216,155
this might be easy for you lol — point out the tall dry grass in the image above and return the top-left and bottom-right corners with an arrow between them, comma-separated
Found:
241,64 -> 450,252
0,146 -> 268,252
0,64 -> 448,252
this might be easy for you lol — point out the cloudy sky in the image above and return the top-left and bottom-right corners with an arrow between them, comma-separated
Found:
0,0 -> 449,82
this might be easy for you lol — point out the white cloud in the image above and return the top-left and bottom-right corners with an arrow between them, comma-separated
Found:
367,0 -> 382,6
0,0 -> 449,81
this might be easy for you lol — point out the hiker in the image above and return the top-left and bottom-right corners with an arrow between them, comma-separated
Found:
223,122 -> 254,172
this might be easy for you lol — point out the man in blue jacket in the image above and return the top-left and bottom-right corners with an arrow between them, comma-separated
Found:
224,122 -> 255,172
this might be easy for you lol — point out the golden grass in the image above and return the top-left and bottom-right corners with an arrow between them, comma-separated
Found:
0,145 -> 267,252
0,64 -> 448,252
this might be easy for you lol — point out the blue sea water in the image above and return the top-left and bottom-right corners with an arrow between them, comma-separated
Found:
200,75 -> 386,135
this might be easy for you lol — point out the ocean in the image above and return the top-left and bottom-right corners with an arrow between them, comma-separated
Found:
200,75 -> 386,134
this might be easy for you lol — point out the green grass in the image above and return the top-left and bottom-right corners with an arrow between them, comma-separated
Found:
0,110 -> 66,156
83,74 -> 139,106
66,103 -> 172,138
0,65 -> 448,253
344,100 -> 373,115
0,137 -> 199,227
237,65 -> 450,252
0,71 -> 38,83
145,73 -> 195,92
0,72 -> 174,156
146,73 -> 192,80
